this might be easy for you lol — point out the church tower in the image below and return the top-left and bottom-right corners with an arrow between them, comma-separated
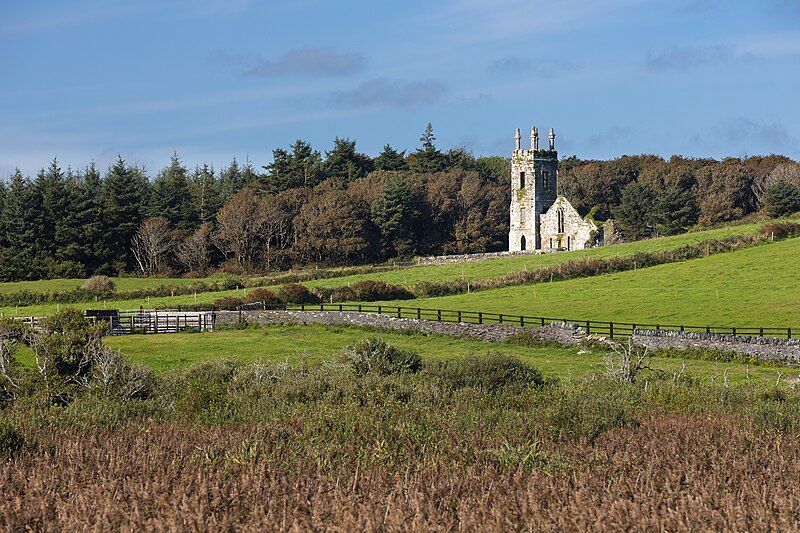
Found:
509,125 -> 558,251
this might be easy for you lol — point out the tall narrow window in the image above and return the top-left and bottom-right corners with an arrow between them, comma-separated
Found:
567,236 -> 571,250
543,171 -> 549,189
557,208 -> 565,233
519,172 -> 525,189
520,235 -> 526,251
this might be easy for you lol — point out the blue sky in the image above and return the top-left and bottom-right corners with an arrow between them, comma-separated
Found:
1,0 -> 799,177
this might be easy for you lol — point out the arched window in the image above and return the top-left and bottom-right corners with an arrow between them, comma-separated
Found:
519,172 -> 526,189
520,235 -> 526,251
557,208 -> 565,233
567,236 -> 571,250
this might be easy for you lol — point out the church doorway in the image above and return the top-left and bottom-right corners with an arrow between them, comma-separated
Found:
520,235 -> 526,251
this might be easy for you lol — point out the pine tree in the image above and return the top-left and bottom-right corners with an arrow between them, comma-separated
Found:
190,164 -> 222,225
219,158 -> 246,200
72,163 -> 110,273
371,177 -> 421,257
651,186 -> 700,236
613,182 -> 656,240
323,137 -> 373,181
150,153 -> 198,231
0,170 -> 40,280
104,157 -> 149,272
409,123 -> 446,173
763,181 -> 800,218
263,140 -> 324,192
374,144 -> 408,171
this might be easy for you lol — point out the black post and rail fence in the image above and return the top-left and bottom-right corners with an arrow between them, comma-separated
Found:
5,303 -> 797,340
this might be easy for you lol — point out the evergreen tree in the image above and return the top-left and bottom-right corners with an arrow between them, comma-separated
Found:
371,177 -> 421,257
323,137 -> 373,181
613,182 -> 656,240
763,181 -> 800,218
374,144 -> 408,171
409,123 -> 446,173
49,166 -> 88,277
72,163 -> 110,273
650,186 -> 700,236
263,140 -> 324,192
150,153 -> 198,231
190,164 -> 222,225
104,157 -> 148,271
218,158 -> 246,200
0,170 -> 40,280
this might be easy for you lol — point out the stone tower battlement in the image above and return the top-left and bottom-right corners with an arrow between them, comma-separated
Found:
509,125 -> 558,251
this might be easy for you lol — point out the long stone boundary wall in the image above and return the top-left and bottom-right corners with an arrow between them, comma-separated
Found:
216,311 -> 800,364
412,249 -> 546,266
632,329 -> 800,364
216,310 -> 585,345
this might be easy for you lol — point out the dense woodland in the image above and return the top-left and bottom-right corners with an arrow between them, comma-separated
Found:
0,124 -> 799,281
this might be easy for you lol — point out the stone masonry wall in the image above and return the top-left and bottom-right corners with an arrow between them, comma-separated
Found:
540,197 -> 596,251
633,329 -> 800,364
217,310 -> 800,365
216,310 -> 586,345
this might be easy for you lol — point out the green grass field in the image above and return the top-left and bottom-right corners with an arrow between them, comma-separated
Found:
377,236 -> 800,328
0,221 -> 765,318
89,325 -> 791,384
0,276 -> 213,295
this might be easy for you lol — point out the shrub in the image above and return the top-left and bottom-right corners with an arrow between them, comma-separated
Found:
763,181 -> 800,218
212,296 -> 245,310
82,275 -> 116,296
760,221 -> 800,240
315,280 -> 414,303
172,360 -> 240,419
210,273 -> 244,291
429,353 -> 544,393
243,288 -> 282,306
278,284 -> 320,304
0,421 -> 23,456
342,338 -> 422,377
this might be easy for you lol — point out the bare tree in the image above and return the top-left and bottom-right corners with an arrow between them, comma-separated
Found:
604,339 -> 651,383
176,224 -> 213,275
131,217 -> 176,275
0,326 -> 21,398
213,188 -> 268,271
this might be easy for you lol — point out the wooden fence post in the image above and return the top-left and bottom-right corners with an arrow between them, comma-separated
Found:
609,322 -> 614,339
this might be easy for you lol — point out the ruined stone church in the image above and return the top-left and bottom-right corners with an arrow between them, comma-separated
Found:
509,126 -> 597,252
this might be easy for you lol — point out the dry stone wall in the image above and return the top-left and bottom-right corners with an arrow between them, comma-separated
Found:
633,329 -> 800,364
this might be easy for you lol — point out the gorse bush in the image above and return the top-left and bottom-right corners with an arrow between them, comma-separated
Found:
243,288 -> 282,306
342,338 -> 423,377
314,280 -> 415,303
428,353 -> 544,393
82,275 -> 116,296
278,283 -> 320,304
760,221 -> 800,239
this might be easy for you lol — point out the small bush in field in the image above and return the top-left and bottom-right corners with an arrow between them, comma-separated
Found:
278,284 -> 320,304
342,338 -> 422,377
243,288 -> 282,306
211,273 -> 244,291
82,275 -> 116,296
0,421 -> 22,456
429,353 -> 544,393
761,221 -> 800,239
349,280 -> 414,301
212,296 -> 245,310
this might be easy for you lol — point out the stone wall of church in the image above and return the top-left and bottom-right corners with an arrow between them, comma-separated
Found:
508,150 -> 558,251
540,198 -> 596,251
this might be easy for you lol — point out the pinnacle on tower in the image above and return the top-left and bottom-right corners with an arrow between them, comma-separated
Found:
548,128 -> 556,150
531,126 -> 539,151
514,128 -> 521,151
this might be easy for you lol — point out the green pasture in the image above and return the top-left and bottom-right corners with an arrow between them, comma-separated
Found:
86,325 -> 796,384
0,221 -> 764,317
0,276 -> 213,295
377,236 -> 800,328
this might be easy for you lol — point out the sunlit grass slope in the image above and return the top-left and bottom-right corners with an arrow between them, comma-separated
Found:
0,222 -> 763,317
378,237 -> 800,328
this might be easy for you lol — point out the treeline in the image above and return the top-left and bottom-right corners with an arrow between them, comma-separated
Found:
0,123 -> 799,281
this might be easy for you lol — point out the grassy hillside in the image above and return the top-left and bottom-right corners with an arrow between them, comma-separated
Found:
92,325 -> 789,383
377,236 -> 800,328
0,276 -> 212,295
0,222 -> 764,317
